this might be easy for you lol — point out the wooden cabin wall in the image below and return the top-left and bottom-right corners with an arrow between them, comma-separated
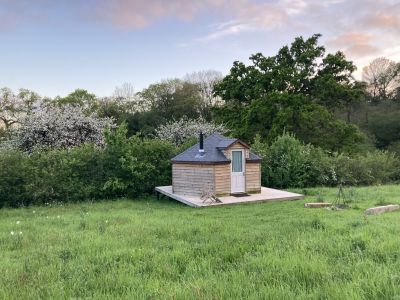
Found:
246,162 -> 261,193
172,164 -> 215,196
214,164 -> 230,196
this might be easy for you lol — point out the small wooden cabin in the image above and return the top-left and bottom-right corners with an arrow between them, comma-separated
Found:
171,133 -> 262,196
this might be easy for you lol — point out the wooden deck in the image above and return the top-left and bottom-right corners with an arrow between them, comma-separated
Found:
155,186 -> 303,207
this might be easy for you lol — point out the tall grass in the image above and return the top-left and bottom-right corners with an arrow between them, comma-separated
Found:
1,185 -> 400,299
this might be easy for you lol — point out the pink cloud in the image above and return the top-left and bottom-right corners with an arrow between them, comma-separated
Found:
91,0 -> 289,30
1,0 -> 399,65
328,32 -> 381,58
0,0 -> 51,30
91,0 -> 227,29
366,11 -> 400,31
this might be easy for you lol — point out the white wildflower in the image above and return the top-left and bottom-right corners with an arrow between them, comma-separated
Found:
19,231 -> 22,235
10,231 -> 15,235
16,221 -> 20,225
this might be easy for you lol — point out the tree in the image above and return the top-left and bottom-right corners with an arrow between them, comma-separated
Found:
155,117 -> 227,145
138,79 -> 202,121
112,83 -> 146,113
113,82 -> 135,100
120,79 -> 205,137
0,87 -> 40,129
54,89 -> 99,113
184,70 -> 223,118
362,58 -> 400,102
213,34 -> 367,153
8,105 -> 114,151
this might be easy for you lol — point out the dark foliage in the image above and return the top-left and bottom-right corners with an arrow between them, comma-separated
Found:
213,34 -> 367,153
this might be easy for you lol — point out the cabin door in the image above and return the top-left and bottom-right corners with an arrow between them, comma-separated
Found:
231,150 -> 245,193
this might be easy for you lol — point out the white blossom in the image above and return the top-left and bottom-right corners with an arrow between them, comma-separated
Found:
0,87 -> 41,129
7,104 -> 114,151
155,117 -> 227,146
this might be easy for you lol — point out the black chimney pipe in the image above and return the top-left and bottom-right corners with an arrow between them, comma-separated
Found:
199,131 -> 204,153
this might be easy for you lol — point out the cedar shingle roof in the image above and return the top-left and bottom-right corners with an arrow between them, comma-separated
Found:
171,133 -> 262,164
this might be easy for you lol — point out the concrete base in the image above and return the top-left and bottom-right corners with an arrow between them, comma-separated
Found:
155,186 -> 303,207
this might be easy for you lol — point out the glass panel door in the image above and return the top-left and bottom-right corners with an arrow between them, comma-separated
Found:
232,151 -> 243,172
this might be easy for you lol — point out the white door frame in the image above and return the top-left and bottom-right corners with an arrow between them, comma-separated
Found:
231,149 -> 245,193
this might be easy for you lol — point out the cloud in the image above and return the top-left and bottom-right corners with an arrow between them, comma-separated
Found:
327,32 -> 381,58
196,21 -> 254,42
88,0 -> 399,65
193,1 -> 289,43
90,0 -> 227,29
90,0 -> 289,31
0,0 -> 52,30
1,0 -> 399,66
0,0 -> 27,30
369,12 -> 400,29
360,2 -> 400,32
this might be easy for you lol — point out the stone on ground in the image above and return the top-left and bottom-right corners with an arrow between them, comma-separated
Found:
365,204 -> 400,215
304,202 -> 332,208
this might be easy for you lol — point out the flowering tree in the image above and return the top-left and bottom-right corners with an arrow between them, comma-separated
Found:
0,87 -> 40,129
155,117 -> 227,145
9,105 -> 114,151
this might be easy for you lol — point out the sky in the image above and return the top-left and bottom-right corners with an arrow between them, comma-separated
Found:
0,0 -> 399,98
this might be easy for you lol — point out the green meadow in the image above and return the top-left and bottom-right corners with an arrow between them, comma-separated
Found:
1,185 -> 400,299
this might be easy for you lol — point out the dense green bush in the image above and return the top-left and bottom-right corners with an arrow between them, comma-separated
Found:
0,150 -> 30,207
1,127 -> 399,207
0,124 -> 176,207
334,151 -> 399,186
252,133 -> 399,189
102,124 -> 175,198
28,145 -> 105,204
252,134 -> 311,188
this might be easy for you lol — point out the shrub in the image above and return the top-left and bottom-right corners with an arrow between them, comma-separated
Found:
0,124 -> 176,207
334,150 -> 399,185
252,133 -> 400,189
102,124 -> 175,197
27,145 -> 105,204
0,150 -> 30,207
1,126 -> 398,207
253,133 -> 304,187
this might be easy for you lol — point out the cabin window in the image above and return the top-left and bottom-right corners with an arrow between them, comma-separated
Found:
232,150 -> 243,172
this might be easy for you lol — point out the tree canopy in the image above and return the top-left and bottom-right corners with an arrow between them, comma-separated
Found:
213,34 -> 366,153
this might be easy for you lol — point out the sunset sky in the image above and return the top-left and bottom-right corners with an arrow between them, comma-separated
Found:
1,0 -> 399,97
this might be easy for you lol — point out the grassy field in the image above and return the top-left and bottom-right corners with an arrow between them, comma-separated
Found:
1,185 -> 400,299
